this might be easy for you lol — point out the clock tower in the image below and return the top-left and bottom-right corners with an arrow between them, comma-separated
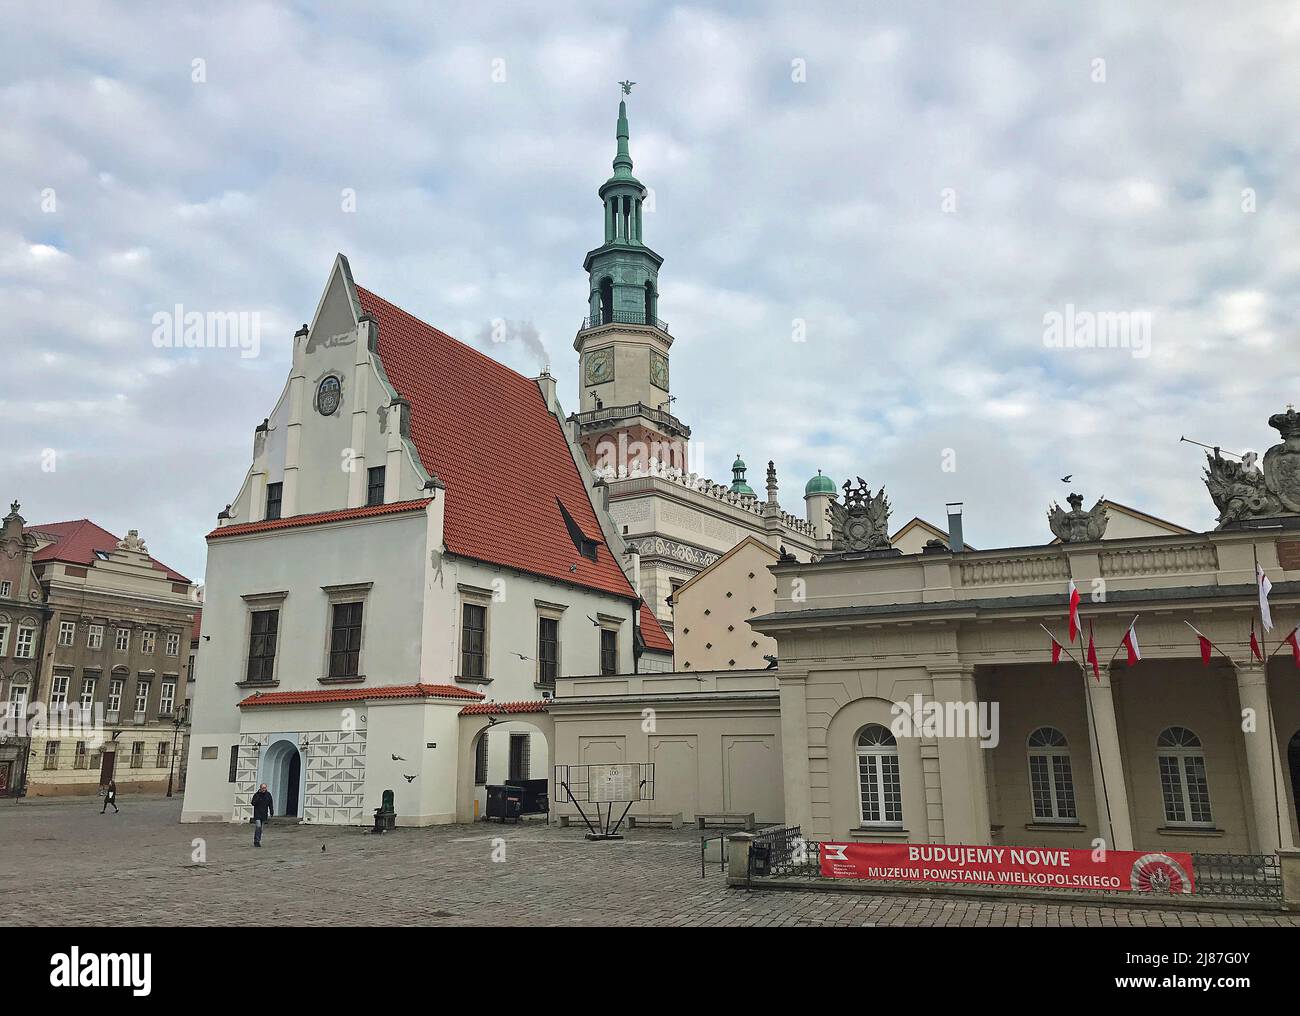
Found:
571,94 -> 690,476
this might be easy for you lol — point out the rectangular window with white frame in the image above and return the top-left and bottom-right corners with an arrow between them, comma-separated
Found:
15,627 -> 35,659
160,681 -> 176,717
165,632 -> 180,656
141,631 -> 156,654
114,627 -> 130,651
50,674 -> 70,709
79,676 -> 96,712
134,681 -> 150,722
58,621 -> 75,646
0,623 -> 8,656
106,679 -> 124,720
44,741 -> 60,770
0,581 -> 10,597
87,624 -> 104,650
8,684 -> 28,720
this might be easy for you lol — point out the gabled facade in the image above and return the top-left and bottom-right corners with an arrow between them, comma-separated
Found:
182,257 -> 652,826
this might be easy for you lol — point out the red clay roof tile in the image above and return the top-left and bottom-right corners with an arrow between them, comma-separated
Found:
638,603 -> 674,652
207,499 -> 431,540
30,518 -> 190,583
238,683 -> 484,709
459,699 -> 550,716
356,286 -> 637,603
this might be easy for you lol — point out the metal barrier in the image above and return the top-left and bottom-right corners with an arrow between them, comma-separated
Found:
1191,852 -> 1282,901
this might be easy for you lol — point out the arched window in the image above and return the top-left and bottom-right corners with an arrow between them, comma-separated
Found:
599,278 -> 614,324
1157,726 -> 1213,826
1026,726 -> 1076,822
856,724 -> 902,827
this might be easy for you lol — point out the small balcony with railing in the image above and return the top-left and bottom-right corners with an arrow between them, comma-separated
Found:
579,309 -> 670,335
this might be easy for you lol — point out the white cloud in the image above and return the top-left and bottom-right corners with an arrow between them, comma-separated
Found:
4,2 -> 1300,580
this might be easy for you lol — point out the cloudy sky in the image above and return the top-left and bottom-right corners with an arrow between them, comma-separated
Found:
4,1 -> 1300,581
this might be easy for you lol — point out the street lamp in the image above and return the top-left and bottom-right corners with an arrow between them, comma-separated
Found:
166,704 -> 188,798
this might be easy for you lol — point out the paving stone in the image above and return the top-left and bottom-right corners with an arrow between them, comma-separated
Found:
1,795 -> 1296,927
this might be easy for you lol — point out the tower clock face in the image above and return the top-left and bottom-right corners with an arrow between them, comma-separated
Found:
649,350 -> 669,391
585,347 -> 614,386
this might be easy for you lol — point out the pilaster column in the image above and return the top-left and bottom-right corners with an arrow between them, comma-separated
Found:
1235,662 -> 1293,853
777,672 -> 813,834
1083,664 -> 1134,850
930,666 -> 992,845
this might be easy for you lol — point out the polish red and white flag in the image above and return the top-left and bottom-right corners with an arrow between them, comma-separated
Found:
1286,628 -> 1300,666
1049,635 -> 1064,664
1086,621 -> 1100,681
1067,579 -> 1081,643
1250,622 -> 1263,663
1258,564 -> 1274,632
1121,622 -> 1141,666
1185,622 -> 1213,665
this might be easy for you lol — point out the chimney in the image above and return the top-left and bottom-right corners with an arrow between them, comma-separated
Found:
535,369 -> 557,412
945,502 -> 964,553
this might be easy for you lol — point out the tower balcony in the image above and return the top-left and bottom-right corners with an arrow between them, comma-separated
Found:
579,310 -> 670,334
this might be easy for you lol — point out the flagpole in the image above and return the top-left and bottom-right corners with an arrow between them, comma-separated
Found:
1105,614 -> 1141,667
1046,620 -> 1119,851
1251,544 -> 1284,854
1264,626 -> 1298,662
1182,620 -> 1238,665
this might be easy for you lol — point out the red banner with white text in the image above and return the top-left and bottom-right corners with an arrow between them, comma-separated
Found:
819,842 -> 1195,894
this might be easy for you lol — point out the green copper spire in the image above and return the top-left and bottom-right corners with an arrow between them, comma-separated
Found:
730,454 -> 756,498
584,88 -> 664,328
612,99 -> 634,178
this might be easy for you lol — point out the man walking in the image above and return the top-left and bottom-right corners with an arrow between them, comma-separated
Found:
251,783 -> 273,847
100,780 -> 118,814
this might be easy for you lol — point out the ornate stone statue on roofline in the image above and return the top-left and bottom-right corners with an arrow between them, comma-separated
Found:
827,477 -> 895,554
1203,406 -> 1300,528
1048,493 -> 1108,543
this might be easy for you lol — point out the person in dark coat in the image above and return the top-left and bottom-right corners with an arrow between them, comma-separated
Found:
100,780 -> 118,814
251,783 -> 274,846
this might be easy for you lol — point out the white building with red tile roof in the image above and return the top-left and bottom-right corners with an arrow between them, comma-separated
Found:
182,255 -> 671,826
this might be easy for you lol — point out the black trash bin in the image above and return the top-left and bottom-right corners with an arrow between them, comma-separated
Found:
750,843 -> 772,877
485,784 -> 523,822
508,779 -> 549,816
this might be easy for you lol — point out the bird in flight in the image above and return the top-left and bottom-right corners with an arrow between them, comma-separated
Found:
391,753 -> 406,762
403,774 -> 417,784
1060,475 -> 1072,483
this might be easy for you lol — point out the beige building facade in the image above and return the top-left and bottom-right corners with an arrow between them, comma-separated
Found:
0,505 -> 198,797
753,525 -> 1300,855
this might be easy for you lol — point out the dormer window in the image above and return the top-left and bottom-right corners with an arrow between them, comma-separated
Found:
557,498 -> 598,562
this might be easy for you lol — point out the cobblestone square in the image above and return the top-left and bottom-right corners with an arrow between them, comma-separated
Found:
2,795 -> 1297,927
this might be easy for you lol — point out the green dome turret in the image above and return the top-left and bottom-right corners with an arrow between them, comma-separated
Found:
729,454 -> 756,498
805,470 -> 836,497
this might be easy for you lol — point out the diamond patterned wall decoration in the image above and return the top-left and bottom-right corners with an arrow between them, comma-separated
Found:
230,728 -> 368,825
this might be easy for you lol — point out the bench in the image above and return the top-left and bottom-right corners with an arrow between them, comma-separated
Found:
627,813 -> 683,830
696,812 -> 755,831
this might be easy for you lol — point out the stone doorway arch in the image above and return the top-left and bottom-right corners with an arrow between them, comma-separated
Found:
455,707 -> 554,823
261,737 -> 304,819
